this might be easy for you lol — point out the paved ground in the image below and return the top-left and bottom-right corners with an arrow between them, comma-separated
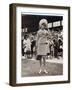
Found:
21,57 -> 63,77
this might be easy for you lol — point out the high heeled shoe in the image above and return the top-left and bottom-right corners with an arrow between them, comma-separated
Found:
38,69 -> 42,74
43,70 -> 48,74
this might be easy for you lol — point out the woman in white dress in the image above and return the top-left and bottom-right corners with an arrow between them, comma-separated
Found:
36,19 -> 50,74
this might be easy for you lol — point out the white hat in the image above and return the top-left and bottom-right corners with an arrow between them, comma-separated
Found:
39,19 -> 48,28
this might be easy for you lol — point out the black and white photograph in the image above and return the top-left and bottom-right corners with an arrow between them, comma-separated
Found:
21,15 -> 63,77
9,4 -> 70,86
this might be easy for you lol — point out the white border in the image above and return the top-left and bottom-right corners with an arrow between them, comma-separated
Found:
16,6 -> 68,83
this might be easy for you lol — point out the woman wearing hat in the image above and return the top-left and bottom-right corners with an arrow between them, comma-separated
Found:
36,19 -> 50,74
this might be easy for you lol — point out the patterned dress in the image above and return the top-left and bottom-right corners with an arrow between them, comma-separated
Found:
36,29 -> 50,56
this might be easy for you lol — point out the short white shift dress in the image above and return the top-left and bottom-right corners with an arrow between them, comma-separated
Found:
36,29 -> 50,55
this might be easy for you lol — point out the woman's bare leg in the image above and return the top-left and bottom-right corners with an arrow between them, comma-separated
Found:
43,56 -> 48,74
39,58 -> 43,74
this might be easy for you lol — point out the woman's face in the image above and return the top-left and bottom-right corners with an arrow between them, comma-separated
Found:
41,24 -> 45,30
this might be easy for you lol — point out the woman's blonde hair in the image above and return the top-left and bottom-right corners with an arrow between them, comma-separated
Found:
39,19 -> 48,29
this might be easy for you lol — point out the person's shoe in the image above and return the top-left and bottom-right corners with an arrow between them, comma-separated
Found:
44,70 -> 48,74
39,69 -> 42,74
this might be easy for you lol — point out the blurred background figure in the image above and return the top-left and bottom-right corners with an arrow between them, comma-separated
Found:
49,39 -> 54,59
23,35 -> 27,59
58,37 -> 63,57
46,37 -> 51,59
23,35 -> 31,59
31,35 -> 36,58
21,36 -> 24,56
